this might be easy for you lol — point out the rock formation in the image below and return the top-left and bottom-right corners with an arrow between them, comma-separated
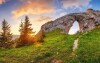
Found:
36,9 -> 100,41
42,9 -> 100,33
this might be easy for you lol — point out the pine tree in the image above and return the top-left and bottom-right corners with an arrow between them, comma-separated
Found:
19,21 -> 24,42
0,19 -> 12,42
19,16 -> 35,45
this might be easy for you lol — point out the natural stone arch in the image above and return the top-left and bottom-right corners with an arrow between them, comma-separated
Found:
36,9 -> 100,41
52,14 -> 85,33
41,13 -> 96,34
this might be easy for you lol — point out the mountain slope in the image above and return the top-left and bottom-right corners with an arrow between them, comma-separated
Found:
72,28 -> 100,63
0,28 -> 100,63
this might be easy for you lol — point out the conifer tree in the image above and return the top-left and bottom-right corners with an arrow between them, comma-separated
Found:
19,21 -> 24,42
0,19 -> 12,42
19,16 -> 35,45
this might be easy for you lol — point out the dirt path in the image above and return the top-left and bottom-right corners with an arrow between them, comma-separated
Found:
73,38 -> 79,51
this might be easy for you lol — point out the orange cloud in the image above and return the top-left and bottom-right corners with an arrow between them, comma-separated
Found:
0,0 -> 5,4
30,16 -> 52,34
12,0 -> 55,19
33,16 -> 52,22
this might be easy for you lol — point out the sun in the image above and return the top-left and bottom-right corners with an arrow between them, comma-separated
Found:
29,33 -> 34,36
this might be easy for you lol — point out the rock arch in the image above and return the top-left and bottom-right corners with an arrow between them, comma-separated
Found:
36,9 -> 100,41
41,12 -> 96,34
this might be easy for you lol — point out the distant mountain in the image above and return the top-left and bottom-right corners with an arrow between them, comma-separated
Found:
12,35 -> 19,40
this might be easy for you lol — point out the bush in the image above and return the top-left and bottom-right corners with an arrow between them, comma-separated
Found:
12,38 -> 36,48
0,42 -> 13,48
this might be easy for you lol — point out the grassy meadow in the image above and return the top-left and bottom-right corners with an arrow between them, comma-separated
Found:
0,28 -> 100,63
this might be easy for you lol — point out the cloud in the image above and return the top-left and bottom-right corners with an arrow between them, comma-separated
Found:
59,12 -> 67,16
61,0 -> 91,8
29,16 -> 52,34
12,0 -> 91,19
31,16 -> 52,22
0,0 -> 5,4
12,0 -> 55,19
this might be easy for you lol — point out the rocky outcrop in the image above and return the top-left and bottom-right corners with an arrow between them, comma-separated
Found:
41,9 -> 100,33
36,9 -> 100,41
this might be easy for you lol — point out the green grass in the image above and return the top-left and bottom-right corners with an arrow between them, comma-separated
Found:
71,28 -> 100,63
0,28 -> 100,63
0,29 -> 78,63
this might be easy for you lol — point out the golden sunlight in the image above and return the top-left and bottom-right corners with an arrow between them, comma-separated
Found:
29,33 -> 34,36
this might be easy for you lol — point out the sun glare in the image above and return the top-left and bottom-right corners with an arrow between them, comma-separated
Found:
29,33 -> 34,36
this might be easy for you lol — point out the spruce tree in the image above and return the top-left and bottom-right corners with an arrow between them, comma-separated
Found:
19,21 -> 24,42
0,19 -> 12,42
19,16 -> 35,45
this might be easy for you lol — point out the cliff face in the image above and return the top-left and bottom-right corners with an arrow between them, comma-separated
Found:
41,9 -> 100,33
36,9 -> 100,41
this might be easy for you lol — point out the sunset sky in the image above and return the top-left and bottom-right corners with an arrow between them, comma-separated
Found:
0,0 -> 100,35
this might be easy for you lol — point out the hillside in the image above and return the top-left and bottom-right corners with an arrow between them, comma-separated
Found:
0,28 -> 100,63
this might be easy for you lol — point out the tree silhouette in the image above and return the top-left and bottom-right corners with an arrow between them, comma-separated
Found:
0,19 -> 12,42
19,16 -> 35,45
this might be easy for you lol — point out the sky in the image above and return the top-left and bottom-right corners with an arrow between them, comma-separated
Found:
0,0 -> 100,35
